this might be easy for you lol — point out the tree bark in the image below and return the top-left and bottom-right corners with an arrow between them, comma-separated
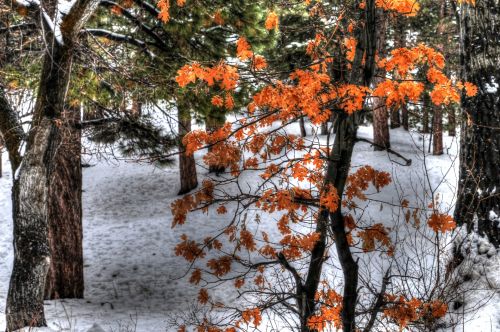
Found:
178,106 -> 198,195
0,87 -> 24,173
422,91 -> 430,133
448,107 -> 456,136
454,0 -> 500,247
432,0 -> 446,156
320,121 -> 328,135
401,103 -> 409,131
299,117 -> 307,137
45,106 -> 84,299
372,11 -> 390,150
390,16 -> 405,130
432,106 -> 443,155
6,0 -> 99,328
6,118 -> 60,331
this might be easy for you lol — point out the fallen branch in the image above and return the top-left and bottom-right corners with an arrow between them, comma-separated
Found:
355,137 -> 412,166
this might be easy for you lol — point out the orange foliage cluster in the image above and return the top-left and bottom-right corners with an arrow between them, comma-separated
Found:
358,223 -> 394,255
256,188 -> 311,213
306,33 -> 327,59
280,232 -> 321,259
241,308 -> 262,326
375,0 -> 420,16
344,37 -> 357,62
176,62 -> 239,91
345,165 -> 392,201
320,184 -> 340,213
157,0 -> 185,22
236,37 -> 268,70
384,294 -> 448,329
236,37 -> 253,61
427,212 -> 456,233
175,234 -> 206,262
308,288 -> 343,331
252,69 -> 369,125
372,80 -> 424,108
376,45 -> 477,106
207,255 -> 232,277
171,179 -> 215,227
265,11 -> 279,30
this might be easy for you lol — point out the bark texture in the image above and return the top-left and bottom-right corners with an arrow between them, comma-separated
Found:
45,107 -> 83,299
178,106 -> 198,195
372,11 -> 390,150
0,87 -> 24,172
6,0 -> 99,328
422,91 -> 430,133
6,118 -> 60,331
432,1 -> 446,156
432,106 -> 443,155
454,0 -> 500,247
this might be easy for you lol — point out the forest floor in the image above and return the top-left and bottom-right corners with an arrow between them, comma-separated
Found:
0,124 -> 498,332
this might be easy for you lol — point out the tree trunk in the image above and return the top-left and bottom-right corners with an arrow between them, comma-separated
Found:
401,103 -> 409,131
432,106 -> 443,155
6,118 -> 60,331
448,107 -> 456,136
6,0 -> 98,327
178,107 -> 198,195
390,108 -> 401,129
320,122 -> 328,135
328,115 -> 360,332
206,114 -> 226,174
299,117 -> 307,137
422,91 -> 430,133
432,0 -> 445,156
372,11 -> 390,150
45,106 -> 84,299
0,87 -> 24,173
390,16 -> 404,130
454,0 -> 500,247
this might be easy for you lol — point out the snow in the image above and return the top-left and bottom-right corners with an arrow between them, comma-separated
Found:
1,123 -> 499,331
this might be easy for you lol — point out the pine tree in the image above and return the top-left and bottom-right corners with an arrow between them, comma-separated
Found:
455,0 -> 499,247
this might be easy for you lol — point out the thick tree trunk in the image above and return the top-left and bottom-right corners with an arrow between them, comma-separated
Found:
6,118 -> 60,331
7,42 -> 74,330
6,0 -> 98,326
454,0 -> 500,247
372,11 -> 390,150
178,107 -> 198,195
432,106 -> 443,155
45,107 -> 84,299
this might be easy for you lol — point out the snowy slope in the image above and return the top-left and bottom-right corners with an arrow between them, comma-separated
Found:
0,125 -> 499,332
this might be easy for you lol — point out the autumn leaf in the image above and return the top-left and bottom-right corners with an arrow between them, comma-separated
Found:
265,11 -> 279,30
427,212 -> 456,232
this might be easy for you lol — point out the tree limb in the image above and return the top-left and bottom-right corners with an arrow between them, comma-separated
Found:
0,87 -> 25,173
82,28 -> 154,57
355,137 -> 412,166
99,0 -> 169,51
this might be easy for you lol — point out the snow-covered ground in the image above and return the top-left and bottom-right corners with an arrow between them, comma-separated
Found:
0,125 -> 498,331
